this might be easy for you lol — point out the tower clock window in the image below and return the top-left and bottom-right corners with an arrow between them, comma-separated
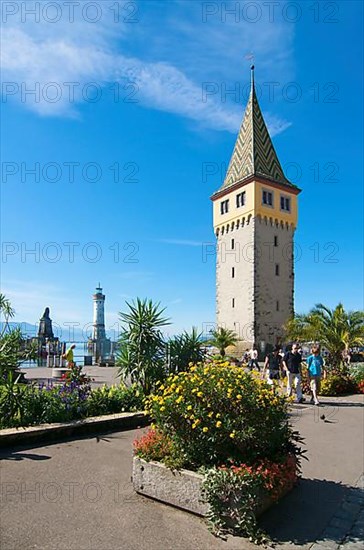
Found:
236,191 -> 246,208
274,235 -> 278,247
232,298 -> 235,308
275,264 -> 280,276
220,199 -> 229,215
231,238 -> 235,249
232,267 -> 235,278
262,190 -> 273,206
280,195 -> 291,212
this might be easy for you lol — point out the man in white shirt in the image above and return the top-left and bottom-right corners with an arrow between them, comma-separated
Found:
248,348 -> 260,371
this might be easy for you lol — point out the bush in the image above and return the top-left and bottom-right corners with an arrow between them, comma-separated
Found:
319,375 -> 358,396
0,376 -> 144,429
86,384 -> 144,416
138,361 -> 301,542
144,361 -> 295,469
349,363 -> 364,384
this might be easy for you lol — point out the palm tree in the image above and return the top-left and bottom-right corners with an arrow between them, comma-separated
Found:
0,294 -> 15,337
116,298 -> 170,394
207,327 -> 238,358
285,303 -> 364,372
168,327 -> 205,373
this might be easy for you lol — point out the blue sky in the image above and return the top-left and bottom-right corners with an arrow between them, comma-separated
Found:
1,0 -> 363,339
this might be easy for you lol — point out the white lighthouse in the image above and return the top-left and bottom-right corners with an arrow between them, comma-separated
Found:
88,284 -> 111,362
92,284 -> 106,341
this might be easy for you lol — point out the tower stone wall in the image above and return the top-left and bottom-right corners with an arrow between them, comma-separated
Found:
216,218 -> 255,346
254,218 -> 295,349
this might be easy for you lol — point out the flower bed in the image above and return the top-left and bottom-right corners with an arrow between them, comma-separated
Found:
0,366 -> 144,429
134,361 -> 302,542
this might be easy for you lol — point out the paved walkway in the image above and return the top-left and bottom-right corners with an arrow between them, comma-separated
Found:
20,365 -> 120,388
0,396 -> 363,549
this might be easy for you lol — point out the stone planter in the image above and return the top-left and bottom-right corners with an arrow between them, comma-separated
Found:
132,457 -> 294,517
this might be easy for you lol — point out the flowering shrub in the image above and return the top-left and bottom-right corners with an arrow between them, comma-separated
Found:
144,361 -> 293,469
86,384 -> 144,416
349,363 -> 364,385
358,380 -> 364,394
133,428 -> 174,462
202,454 -> 297,541
0,377 -> 144,429
137,361 -> 302,543
319,375 -> 358,396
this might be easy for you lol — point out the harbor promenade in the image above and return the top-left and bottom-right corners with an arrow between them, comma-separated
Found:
20,365 -> 120,387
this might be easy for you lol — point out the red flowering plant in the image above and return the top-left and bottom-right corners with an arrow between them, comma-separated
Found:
133,429 -> 171,460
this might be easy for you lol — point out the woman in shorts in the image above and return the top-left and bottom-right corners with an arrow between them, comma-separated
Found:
306,345 -> 324,405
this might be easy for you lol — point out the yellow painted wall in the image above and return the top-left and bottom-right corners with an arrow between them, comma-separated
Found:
213,181 -> 255,230
213,180 -> 298,230
254,181 -> 298,226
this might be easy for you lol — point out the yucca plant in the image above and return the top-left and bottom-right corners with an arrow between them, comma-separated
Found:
116,298 -> 170,394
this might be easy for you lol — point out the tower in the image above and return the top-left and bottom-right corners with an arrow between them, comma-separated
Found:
92,284 -> 106,341
211,67 -> 301,354
88,284 -> 111,362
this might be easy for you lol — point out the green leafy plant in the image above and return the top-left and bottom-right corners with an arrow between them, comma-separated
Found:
168,327 -> 206,373
285,304 -> 364,373
207,327 -> 238,357
116,298 -> 170,394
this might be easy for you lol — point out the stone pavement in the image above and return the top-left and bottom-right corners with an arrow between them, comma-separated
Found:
0,396 -> 363,550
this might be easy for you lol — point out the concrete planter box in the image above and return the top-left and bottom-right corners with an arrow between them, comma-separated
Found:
133,456 -> 293,517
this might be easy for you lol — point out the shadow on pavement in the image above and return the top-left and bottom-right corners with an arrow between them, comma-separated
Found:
0,451 -> 52,461
260,478 -> 356,545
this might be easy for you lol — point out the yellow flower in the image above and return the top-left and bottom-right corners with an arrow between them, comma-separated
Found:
208,411 -> 214,418
229,432 -> 236,439
216,421 -> 222,428
187,405 -> 193,411
160,406 -> 165,412
216,413 -> 221,418
197,391 -> 203,398
176,396 -> 183,404
236,394 -> 242,400
202,427 -> 209,433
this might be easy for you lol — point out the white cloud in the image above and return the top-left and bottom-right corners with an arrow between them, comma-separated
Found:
1,0 -> 294,135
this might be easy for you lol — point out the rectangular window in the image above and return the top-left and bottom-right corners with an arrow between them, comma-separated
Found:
220,199 -> 229,215
262,190 -> 273,206
232,298 -> 235,308
280,195 -> 291,212
275,264 -> 280,276
232,267 -> 235,278
274,235 -> 278,247
276,300 -> 280,311
236,191 -> 246,208
231,238 -> 234,249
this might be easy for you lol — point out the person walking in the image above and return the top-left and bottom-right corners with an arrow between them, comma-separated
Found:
248,347 -> 260,371
63,343 -> 76,368
306,345 -> 324,405
283,343 -> 305,403
263,346 -> 282,391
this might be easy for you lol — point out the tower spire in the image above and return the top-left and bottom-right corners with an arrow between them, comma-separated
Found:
250,64 -> 255,91
215,66 -> 296,191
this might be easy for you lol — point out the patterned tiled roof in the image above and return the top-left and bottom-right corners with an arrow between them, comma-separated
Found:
220,68 -> 296,191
